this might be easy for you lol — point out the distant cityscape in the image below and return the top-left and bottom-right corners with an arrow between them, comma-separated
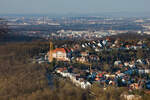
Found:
1,15 -> 150,40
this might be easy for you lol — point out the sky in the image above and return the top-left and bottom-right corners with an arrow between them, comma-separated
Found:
0,0 -> 150,14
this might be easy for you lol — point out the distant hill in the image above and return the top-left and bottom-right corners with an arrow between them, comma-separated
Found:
0,34 -> 41,43
0,18 -> 42,43
108,32 -> 150,40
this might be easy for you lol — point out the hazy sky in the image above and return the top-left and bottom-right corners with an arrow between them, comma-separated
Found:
0,0 -> 149,14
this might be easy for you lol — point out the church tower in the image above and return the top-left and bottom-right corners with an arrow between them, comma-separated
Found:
48,41 -> 53,62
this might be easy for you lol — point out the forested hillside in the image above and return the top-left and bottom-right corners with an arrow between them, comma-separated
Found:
0,42 -> 92,100
1,42 -> 150,100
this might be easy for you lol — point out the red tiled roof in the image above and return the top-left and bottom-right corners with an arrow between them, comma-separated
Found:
53,48 -> 66,53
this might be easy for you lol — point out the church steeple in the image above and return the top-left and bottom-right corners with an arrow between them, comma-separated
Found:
48,41 -> 53,62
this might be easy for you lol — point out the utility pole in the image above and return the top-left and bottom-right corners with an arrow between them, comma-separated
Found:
90,63 -> 92,74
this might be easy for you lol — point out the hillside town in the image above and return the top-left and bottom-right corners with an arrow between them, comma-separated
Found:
32,37 -> 150,93
2,0 -> 150,99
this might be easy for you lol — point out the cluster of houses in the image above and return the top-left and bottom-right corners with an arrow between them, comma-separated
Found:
45,38 -> 147,64
52,30 -> 117,39
80,38 -> 146,51
55,67 -> 91,89
54,64 -> 145,100
35,38 -> 150,91
54,62 -> 150,90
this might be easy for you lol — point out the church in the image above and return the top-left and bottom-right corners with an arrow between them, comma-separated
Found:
47,42 -> 71,62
